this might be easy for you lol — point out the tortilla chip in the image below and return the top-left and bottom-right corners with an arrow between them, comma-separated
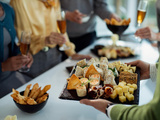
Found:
67,74 -> 81,90
85,64 -> 104,81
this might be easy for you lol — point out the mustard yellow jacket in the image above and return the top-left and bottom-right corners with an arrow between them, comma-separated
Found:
10,0 -> 76,56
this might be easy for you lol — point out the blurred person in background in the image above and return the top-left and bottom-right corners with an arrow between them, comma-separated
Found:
135,0 -> 160,52
80,59 -> 160,120
10,0 -> 91,78
60,0 -> 121,53
0,1 -> 33,98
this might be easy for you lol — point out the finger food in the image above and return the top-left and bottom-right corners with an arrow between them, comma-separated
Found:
104,18 -> 131,26
11,83 -> 51,105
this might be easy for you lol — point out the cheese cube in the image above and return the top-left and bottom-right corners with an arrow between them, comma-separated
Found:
127,83 -> 132,87
116,87 -> 123,95
119,92 -> 123,96
119,95 -> 126,103
110,90 -> 117,99
113,85 -> 118,90
122,86 -> 129,93
131,84 -> 137,90
126,94 -> 134,101
130,66 -> 136,73
120,81 -> 127,85
118,83 -> 125,88
124,92 -> 130,97
129,88 -> 134,94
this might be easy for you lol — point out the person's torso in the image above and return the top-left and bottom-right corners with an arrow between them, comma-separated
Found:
11,0 -> 58,38
0,3 -> 15,81
60,0 -> 97,37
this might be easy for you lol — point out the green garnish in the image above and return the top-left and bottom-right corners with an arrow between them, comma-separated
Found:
81,65 -> 89,68
81,82 -> 85,86
108,67 -> 118,77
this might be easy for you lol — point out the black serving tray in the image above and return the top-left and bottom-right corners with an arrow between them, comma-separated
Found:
90,45 -> 138,60
61,67 -> 140,105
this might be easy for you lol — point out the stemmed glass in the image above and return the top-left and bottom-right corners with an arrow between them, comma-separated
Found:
56,10 -> 70,51
19,31 -> 31,72
135,0 -> 148,42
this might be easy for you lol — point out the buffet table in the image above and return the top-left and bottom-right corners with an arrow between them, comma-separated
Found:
0,38 -> 159,120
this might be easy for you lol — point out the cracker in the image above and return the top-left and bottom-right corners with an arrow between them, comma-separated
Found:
85,64 -> 103,81
67,74 -> 81,90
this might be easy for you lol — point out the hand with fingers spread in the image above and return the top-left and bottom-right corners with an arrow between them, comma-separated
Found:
80,99 -> 112,114
65,10 -> 86,24
45,32 -> 66,45
126,60 -> 150,80
135,27 -> 159,41
1,55 -> 30,72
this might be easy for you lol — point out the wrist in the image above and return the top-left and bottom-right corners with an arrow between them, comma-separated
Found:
106,103 -> 114,117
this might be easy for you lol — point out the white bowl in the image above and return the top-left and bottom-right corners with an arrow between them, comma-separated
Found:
82,15 -> 90,23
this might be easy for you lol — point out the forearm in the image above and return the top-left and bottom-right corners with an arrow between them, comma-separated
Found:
110,104 -> 158,120
94,0 -> 112,19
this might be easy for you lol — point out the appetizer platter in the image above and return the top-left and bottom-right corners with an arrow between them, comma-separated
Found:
60,57 -> 140,104
91,44 -> 136,60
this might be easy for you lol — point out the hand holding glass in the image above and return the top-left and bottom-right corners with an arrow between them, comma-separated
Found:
19,31 -> 31,72
135,1 -> 148,42
57,11 -> 70,51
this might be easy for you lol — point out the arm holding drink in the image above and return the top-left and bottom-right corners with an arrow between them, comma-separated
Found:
45,32 -> 91,60
1,53 -> 33,72
135,27 -> 160,42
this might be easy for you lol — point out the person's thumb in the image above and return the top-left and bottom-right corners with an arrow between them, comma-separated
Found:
80,99 -> 92,106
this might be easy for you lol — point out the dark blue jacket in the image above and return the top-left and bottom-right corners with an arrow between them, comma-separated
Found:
0,2 -> 20,73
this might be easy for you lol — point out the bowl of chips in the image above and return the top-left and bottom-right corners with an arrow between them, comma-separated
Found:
11,83 -> 51,113
104,18 -> 131,36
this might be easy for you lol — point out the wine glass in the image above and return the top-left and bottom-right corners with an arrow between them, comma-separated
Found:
19,31 -> 31,72
56,10 -> 70,51
135,0 -> 148,42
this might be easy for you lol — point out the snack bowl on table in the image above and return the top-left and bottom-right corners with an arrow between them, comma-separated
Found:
13,91 -> 49,113
106,24 -> 129,35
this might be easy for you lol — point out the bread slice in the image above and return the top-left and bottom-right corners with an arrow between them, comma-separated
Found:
67,74 -> 81,90
119,71 -> 137,84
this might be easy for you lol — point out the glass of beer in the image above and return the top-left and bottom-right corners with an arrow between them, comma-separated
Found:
137,1 -> 148,26
19,31 -> 31,72
57,10 -> 70,51
135,0 -> 148,42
